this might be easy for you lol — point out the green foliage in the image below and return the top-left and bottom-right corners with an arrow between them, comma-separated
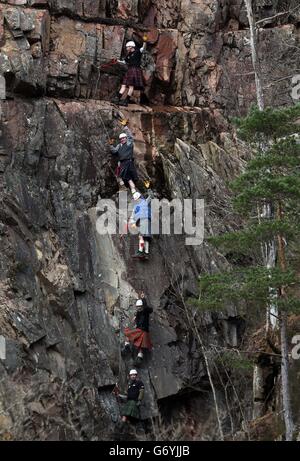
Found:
216,351 -> 253,374
191,267 -> 300,312
233,175 -> 300,213
209,219 -> 300,254
193,104 -> 300,316
231,139 -> 300,214
233,104 -> 300,144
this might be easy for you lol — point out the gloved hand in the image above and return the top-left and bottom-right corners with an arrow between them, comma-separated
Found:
143,34 -> 148,42
108,138 -> 115,145
119,119 -> 128,127
144,180 -> 151,189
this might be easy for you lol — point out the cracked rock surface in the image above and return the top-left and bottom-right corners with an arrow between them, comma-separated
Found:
0,0 -> 299,440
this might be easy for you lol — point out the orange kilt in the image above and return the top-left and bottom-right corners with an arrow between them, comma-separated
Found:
124,327 -> 153,350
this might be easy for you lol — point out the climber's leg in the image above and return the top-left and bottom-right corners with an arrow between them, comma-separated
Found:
128,179 -> 136,194
133,235 -> 145,259
139,235 -> 145,253
144,240 -> 150,260
120,86 -> 134,105
137,349 -> 143,359
139,219 -> 151,260
120,85 -> 126,95
127,161 -> 139,194
119,86 -> 135,106
121,340 -> 131,357
119,87 -> 130,106
135,349 -> 144,366
111,85 -> 127,104
127,86 -> 135,103
119,160 -> 138,193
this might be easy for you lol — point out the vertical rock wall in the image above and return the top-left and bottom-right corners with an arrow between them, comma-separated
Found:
0,0 -> 299,440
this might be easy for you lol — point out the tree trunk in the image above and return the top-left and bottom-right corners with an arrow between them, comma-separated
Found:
277,202 -> 294,440
280,311 -> 294,440
245,1 -> 276,333
262,203 -> 277,331
244,0 -> 264,110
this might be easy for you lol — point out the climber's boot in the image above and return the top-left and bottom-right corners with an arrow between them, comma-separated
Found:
140,93 -> 149,105
121,343 -> 131,358
111,92 -> 121,104
144,241 -> 150,260
119,96 -> 129,107
136,421 -> 145,436
143,252 -> 149,261
134,357 -> 143,367
134,351 -> 144,366
132,250 -> 145,260
127,96 -> 135,105
119,182 -> 127,192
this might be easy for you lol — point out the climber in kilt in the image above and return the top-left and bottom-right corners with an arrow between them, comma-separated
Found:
120,369 -> 145,422
109,123 -> 139,196
111,37 -> 148,106
122,292 -> 153,364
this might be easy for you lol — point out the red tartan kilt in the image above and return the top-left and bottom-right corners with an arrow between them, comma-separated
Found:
124,327 -> 152,350
122,67 -> 144,90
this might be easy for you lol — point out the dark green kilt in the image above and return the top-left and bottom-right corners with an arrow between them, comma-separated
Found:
122,399 -> 140,419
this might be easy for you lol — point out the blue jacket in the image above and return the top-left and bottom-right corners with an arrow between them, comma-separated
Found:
133,197 -> 151,222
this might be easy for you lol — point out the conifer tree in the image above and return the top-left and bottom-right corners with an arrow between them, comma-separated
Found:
194,104 -> 300,440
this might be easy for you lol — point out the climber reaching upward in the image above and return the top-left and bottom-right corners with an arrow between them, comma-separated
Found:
109,123 -> 139,196
122,292 -> 153,364
111,36 -> 148,106
129,190 -> 152,260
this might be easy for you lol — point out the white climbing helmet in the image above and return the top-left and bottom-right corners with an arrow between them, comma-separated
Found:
133,191 -> 141,201
129,369 -> 138,375
126,41 -> 136,48
136,299 -> 143,307
119,133 -> 127,139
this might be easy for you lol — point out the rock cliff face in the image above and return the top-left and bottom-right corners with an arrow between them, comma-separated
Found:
0,0 -> 299,440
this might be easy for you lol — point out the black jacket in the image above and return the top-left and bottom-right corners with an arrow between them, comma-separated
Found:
113,142 -> 134,162
125,49 -> 142,67
110,126 -> 134,162
135,299 -> 153,332
127,380 -> 144,401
